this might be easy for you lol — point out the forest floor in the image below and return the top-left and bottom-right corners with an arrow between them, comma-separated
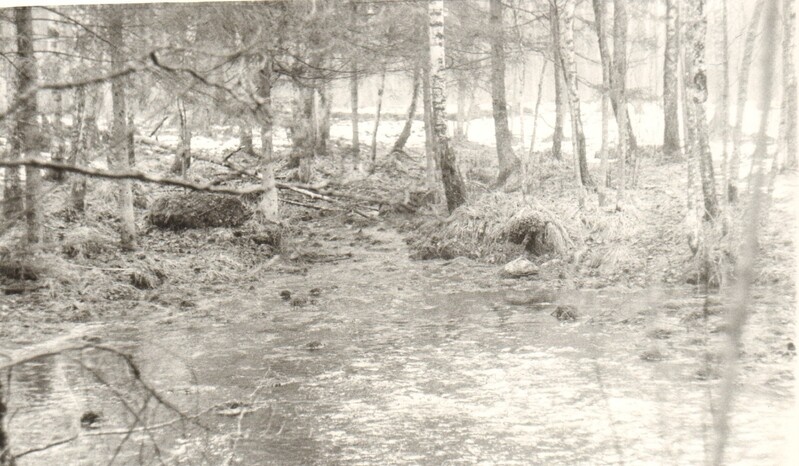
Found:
0,126 -> 795,343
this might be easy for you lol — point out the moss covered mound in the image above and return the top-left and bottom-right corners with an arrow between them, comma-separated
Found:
149,193 -> 250,230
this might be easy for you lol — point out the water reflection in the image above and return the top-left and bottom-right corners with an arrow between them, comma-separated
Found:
3,284 -> 793,465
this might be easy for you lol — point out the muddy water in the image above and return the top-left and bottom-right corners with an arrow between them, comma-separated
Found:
5,228 -> 795,465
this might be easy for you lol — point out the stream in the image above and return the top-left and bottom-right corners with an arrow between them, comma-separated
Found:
4,226 -> 795,465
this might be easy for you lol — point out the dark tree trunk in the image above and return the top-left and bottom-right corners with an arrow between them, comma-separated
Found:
490,0 -> 520,186
392,66 -> 421,154
69,86 -> 87,212
14,7 -> 42,244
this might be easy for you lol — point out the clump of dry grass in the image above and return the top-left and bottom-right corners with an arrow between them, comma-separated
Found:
61,225 -> 116,259
407,193 -> 578,263
149,192 -> 251,230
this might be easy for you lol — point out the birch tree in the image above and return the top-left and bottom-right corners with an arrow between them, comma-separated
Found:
489,0 -> 520,185
684,0 -> 719,220
429,0 -> 466,212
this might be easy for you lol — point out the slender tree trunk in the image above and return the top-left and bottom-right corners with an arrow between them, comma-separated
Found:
429,0 -> 466,212
258,56 -> 278,221
314,82 -> 331,157
719,0 -> 730,194
126,103 -> 135,166
517,60 -> 526,154
613,0 -> 629,207
109,10 -> 136,249
423,43 -> 437,189
782,0 -> 797,170
525,60 -> 548,196
70,86 -> 87,212
370,65 -> 387,170
170,98 -> 191,176
729,0 -> 765,202
663,0 -> 682,160
592,0 -> 612,188
49,89 -> 65,181
14,7 -> 42,244
239,123 -> 253,155
490,0 -> 520,186
455,76 -> 467,141
550,2 -> 565,161
685,0 -> 720,220
560,0 -> 594,189
392,66 -> 421,154
350,2 -> 360,169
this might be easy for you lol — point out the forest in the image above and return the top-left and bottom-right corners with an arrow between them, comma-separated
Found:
0,0 -> 796,464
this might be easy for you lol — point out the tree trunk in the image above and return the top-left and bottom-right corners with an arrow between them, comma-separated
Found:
613,0 -> 629,207
729,0 -> 765,202
550,2 -> 564,161
392,66 -> 421,154
423,44 -> 437,189
370,65 -> 387,170
127,103 -> 136,166
109,10 -> 136,249
663,0 -> 681,160
685,0 -> 720,220
455,75 -> 467,141
350,2 -> 360,168
314,82 -> 331,157
239,123 -> 253,155
2,11 -> 27,219
719,0 -> 730,193
560,0 -> 594,189
782,0 -> 797,170
350,62 -> 360,167
69,86 -> 87,212
258,56 -> 278,222
490,0 -> 520,186
49,88 -> 65,181
429,0 -> 466,212
290,86 -> 314,183
592,0 -> 612,188
525,60 -> 548,195
13,7 -> 42,244
170,98 -> 191,176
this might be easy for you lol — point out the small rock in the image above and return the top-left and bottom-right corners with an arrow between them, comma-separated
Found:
551,305 -> 577,321
310,288 -> 322,297
290,297 -> 308,307
279,290 -> 291,301
80,411 -> 101,429
501,258 -> 539,278
306,341 -> 324,351
640,347 -> 666,362
788,342 -> 796,352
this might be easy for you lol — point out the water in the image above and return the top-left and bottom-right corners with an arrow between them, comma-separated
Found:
3,234 -> 794,465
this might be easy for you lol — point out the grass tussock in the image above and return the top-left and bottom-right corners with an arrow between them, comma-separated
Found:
149,192 -> 250,230
407,193 -> 576,263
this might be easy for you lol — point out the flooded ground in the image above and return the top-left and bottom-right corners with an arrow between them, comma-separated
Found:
3,225 -> 795,465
